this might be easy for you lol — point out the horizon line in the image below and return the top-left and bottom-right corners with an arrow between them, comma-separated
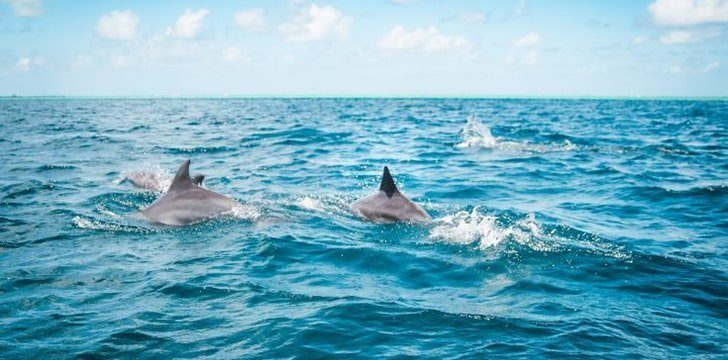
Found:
1,94 -> 727,101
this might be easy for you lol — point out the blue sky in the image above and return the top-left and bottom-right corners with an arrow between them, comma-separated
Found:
0,0 -> 726,96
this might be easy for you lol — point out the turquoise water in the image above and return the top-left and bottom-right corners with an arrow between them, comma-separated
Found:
1,98 -> 726,358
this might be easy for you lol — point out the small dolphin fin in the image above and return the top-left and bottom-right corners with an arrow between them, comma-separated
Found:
168,160 -> 193,191
192,174 -> 205,186
379,166 -> 399,198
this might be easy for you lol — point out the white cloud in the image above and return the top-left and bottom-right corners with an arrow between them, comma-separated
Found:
166,9 -> 210,39
96,10 -> 139,40
378,26 -> 475,57
15,56 -> 43,71
279,4 -> 350,42
513,31 -> 541,47
632,36 -> 648,45
667,64 -> 683,73
16,57 -> 30,70
703,61 -> 719,72
648,0 -> 728,25
660,30 -> 696,43
234,9 -> 267,31
221,46 -> 251,64
6,0 -> 41,17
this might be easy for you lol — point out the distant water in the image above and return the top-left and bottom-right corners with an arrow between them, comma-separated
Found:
1,98 -> 726,358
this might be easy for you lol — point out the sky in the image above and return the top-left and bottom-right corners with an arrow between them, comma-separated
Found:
0,0 -> 726,97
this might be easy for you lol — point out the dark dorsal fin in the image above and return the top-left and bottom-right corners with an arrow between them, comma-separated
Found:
168,159 -> 193,192
379,166 -> 399,198
192,174 -> 205,186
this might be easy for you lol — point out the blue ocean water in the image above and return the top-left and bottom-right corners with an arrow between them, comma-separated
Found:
0,98 -> 726,358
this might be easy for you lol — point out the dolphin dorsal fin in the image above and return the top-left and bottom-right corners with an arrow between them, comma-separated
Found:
379,166 -> 399,198
192,174 -> 205,186
168,160 -> 194,192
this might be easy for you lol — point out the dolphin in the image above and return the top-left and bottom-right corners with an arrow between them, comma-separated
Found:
126,170 -> 205,192
141,160 -> 239,226
350,167 -> 431,223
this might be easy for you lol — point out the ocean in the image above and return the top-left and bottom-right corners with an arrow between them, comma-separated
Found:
1,98 -> 726,358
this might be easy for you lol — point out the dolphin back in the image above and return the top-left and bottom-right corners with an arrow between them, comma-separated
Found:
350,167 -> 430,223
141,160 -> 239,226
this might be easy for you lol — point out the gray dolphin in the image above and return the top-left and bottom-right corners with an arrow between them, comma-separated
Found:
350,167 -> 431,223
141,160 -> 239,226
126,170 -> 204,192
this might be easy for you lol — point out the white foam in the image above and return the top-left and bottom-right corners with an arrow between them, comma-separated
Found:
429,208 -> 508,249
72,216 -> 96,229
292,194 -> 353,216
456,115 -> 498,149
72,216 -> 146,233
429,208 -> 544,250
295,196 -> 326,212
225,204 -> 262,221
123,167 -> 171,192
95,204 -> 121,218
456,115 -> 576,153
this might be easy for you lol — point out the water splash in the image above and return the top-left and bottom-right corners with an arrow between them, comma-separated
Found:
456,115 -> 498,149
456,115 -> 576,152
225,204 -> 262,221
295,196 -> 326,212
121,167 -> 172,192
292,194 -> 354,217
429,208 -> 543,250
72,216 -> 151,233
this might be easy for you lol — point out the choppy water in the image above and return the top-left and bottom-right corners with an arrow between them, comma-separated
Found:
1,98 -> 726,358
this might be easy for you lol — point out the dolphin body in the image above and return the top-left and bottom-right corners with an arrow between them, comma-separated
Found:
126,170 -> 204,192
141,160 -> 239,226
350,167 -> 431,223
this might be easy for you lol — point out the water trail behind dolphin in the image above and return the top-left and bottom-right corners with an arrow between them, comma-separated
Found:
456,115 -> 498,149
456,115 -> 575,152
429,207 -> 541,249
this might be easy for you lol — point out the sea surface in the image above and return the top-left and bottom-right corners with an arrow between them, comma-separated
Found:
0,98 -> 726,358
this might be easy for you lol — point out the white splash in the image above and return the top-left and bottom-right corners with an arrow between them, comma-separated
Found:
292,194 -> 353,216
95,204 -> 121,218
72,216 -> 147,233
123,167 -> 171,192
295,196 -> 326,212
429,208 -> 543,250
225,204 -> 262,221
72,216 -> 96,229
456,115 -> 498,149
456,115 -> 576,153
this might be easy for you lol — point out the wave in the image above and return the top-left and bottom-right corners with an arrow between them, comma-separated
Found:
35,164 -> 79,172
456,115 -> 576,152
155,145 -> 236,154
428,207 -> 631,259
72,215 -> 152,233
292,195 -> 352,216
429,207 -> 544,250
225,204 -> 262,222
